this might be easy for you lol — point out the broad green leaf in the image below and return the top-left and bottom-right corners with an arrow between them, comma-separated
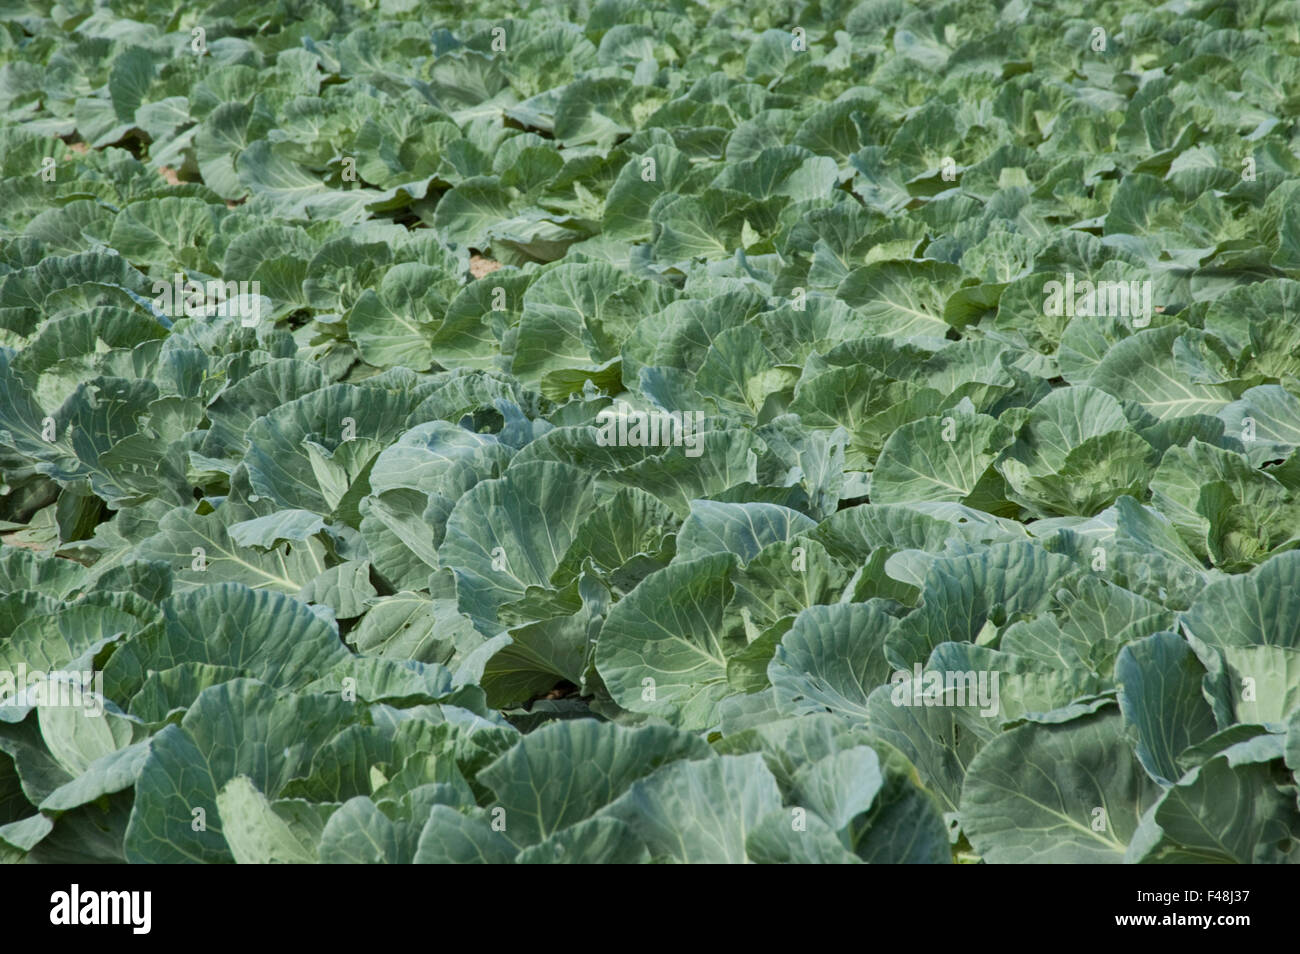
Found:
216,776 -> 319,864
960,710 -> 1160,863
1116,632 -> 1219,785
125,679 -> 355,863
595,553 -> 739,730
603,753 -> 783,863
478,720 -> 709,847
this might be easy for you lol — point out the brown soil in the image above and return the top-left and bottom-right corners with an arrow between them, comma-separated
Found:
470,254 -> 503,279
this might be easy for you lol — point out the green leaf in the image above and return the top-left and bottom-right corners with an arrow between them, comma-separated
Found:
603,753 -> 783,863
873,409 -> 1010,504
769,602 -> 896,721
125,679 -> 355,863
215,776 -> 319,864
1116,632 -> 1218,785
103,584 -> 351,700
1128,756 -> 1300,863
478,720 -> 709,847
595,553 -> 739,730
960,710 -> 1161,863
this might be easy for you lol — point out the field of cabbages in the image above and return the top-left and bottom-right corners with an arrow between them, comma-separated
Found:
1,0 -> 1299,864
